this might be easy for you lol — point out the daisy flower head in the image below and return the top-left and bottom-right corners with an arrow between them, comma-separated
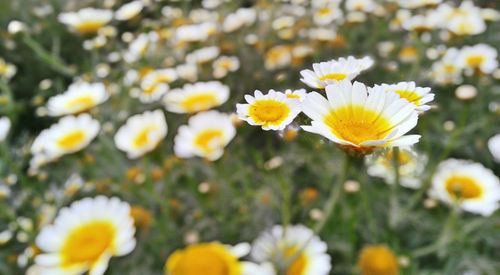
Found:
313,3 -> 343,26
58,8 -> 113,34
284,88 -> 308,102
163,81 -> 229,114
114,110 -> 168,159
115,0 -> 143,21
457,44 -> 498,74
174,111 -> 236,161
429,159 -> 500,216
213,56 -> 240,79
164,242 -> 269,275
35,196 -> 136,275
0,116 -> 11,142
47,81 -> 109,116
236,90 -> 301,131
430,48 -> 463,85
373,81 -> 434,112
251,224 -> 331,275
301,80 -> 420,155
0,58 -> 17,80
300,56 -> 374,89
358,245 -> 399,275
136,69 -> 178,103
31,114 -> 100,160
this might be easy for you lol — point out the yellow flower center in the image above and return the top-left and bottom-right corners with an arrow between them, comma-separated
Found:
194,129 -> 224,153
75,21 -> 106,34
394,90 -> 421,105
248,99 -> 291,127
166,243 -> 240,275
57,130 -> 87,150
181,93 -> 219,112
358,245 -> 399,275
133,126 -> 158,148
381,149 -> 413,168
318,7 -> 332,16
286,93 -> 301,99
66,95 -> 96,111
466,55 -> 485,68
445,175 -> 482,199
284,246 -> 308,275
319,73 -> 347,81
61,221 -> 116,268
324,105 -> 392,146
443,64 -> 457,73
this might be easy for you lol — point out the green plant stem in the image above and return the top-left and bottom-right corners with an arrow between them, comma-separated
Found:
389,147 -> 401,229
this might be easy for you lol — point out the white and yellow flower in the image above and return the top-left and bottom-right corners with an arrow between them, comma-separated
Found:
115,0 -> 143,21
236,90 -> 301,131
345,0 -> 377,13
186,46 -> 220,64
373,82 -> 434,112
174,111 -> 236,161
313,4 -> 343,26
58,8 -> 113,34
300,56 -> 374,89
252,224 -> 331,275
457,44 -> 498,74
429,159 -> 500,216
0,117 -> 11,142
114,110 -> 167,159
0,58 -> 17,79
431,48 -> 463,85
35,196 -> 136,275
164,242 -> 272,275
222,8 -> 256,33
301,81 -> 420,154
135,69 -> 178,103
47,81 -> 109,116
265,45 -> 293,71
163,81 -> 229,114
284,89 -> 307,102
213,56 -> 240,78
31,114 -> 100,159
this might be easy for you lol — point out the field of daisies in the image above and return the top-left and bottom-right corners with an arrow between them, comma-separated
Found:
0,0 -> 499,274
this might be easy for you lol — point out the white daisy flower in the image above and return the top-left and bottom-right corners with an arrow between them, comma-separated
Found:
429,159 -> 500,216
284,89 -> 307,102
397,0 -> 442,9
163,81 -> 229,114
47,81 -> 109,116
213,56 -> 240,78
175,23 -> 211,43
488,134 -> 500,163
265,45 -> 293,71
124,33 -> 152,63
236,90 -> 301,131
0,117 -> 11,142
31,114 -> 100,159
0,58 -> 17,79
345,0 -> 377,13
457,44 -> 498,74
373,82 -> 434,112
186,46 -> 220,64
114,110 -> 167,159
58,8 -> 113,34
301,81 -> 420,154
252,224 -> 331,275
164,242 -> 269,275
136,69 -> 178,103
430,48 -> 463,85
174,111 -> 236,161
115,0 -> 143,21
313,4 -> 343,26
300,56 -> 373,89
35,196 -> 136,275
176,63 -> 199,82
222,8 -> 256,33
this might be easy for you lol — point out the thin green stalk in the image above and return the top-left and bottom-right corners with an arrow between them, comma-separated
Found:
22,34 -> 75,77
389,147 -> 401,229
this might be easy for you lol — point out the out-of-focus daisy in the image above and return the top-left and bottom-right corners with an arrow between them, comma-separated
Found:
265,45 -> 293,71
300,56 -> 373,89
457,44 -> 498,74
114,110 -> 167,159
174,111 -> 236,161
366,147 -> 427,189
432,1 -> 486,36
47,81 -> 109,116
115,0 -> 143,21
431,48 -> 463,85
58,8 -> 113,34
429,159 -> 500,216
0,58 -> 17,79
252,224 -> 331,275
31,114 -> 100,159
313,4 -> 343,26
213,56 -> 240,79
186,46 -> 220,65
402,14 -> 439,33
0,117 -> 11,142
301,81 -> 420,154
284,88 -> 307,102
175,23 -> 215,43
345,0 -> 377,13
236,90 -> 301,131
308,28 -> 337,42
222,8 -> 256,33
164,242 -> 270,275
35,196 -> 136,275
488,134 -> 500,163
124,33 -> 154,63
164,81 -> 229,114
135,69 -> 178,103
373,82 -> 434,112
176,63 -> 199,82
398,0 -> 441,9
358,245 -> 399,275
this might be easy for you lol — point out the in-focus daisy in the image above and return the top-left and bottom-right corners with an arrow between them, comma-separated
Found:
301,81 -> 420,154
35,196 -> 136,275
174,111 -> 236,161
31,114 -> 100,160
457,44 -> 498,74
373,82 -> 434,112
429,159 -> 500,216
358,245 -> 399,275
115,0 -> 143,21
58,8 -> 113,34
365,146 -> 427,189
251,224 -> 331,275
488,134 -> 500,163
164,242 -> 271,275
0,117 -> 11,142
114,110 -> 167,159
163,81 -> 229,114
300,56 -> 373,89
47,81 -> 109,116
236,90 -> 301,131
136,69 -> 178,103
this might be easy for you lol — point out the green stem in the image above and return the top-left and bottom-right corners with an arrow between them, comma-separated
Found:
389,147 -> 401,229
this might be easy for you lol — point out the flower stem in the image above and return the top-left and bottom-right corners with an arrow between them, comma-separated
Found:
389,147 -> 401,229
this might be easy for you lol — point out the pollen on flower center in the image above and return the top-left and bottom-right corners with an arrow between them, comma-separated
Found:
466,55 -> 485,67
324,106 -> 392,145
168,244 -> 237,275
194,129 -> 224,152
75,21 -> 105,33
249,99 -> 291,125
66,96 -> 96,110
395,90 -> 421,105
181,93 -> 218,112
57,130 -> 87,150
319,73 -> 347,81
284,246 -> 308,275
61,221 -> 116,267
445,175 -> 483,199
